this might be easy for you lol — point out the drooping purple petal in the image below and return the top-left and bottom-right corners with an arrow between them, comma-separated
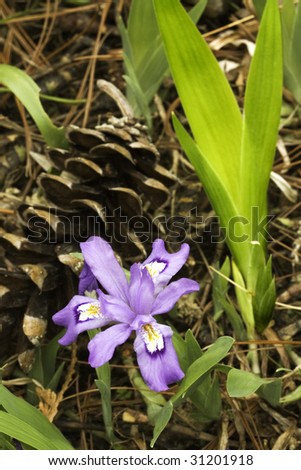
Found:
52,295 -> 109,346
151,278 -> 199,316
78,262 -> 98,295
127,263 -> 155,315
141,239 -> 190,291
88,323 -> 132,367
134,324 -> 184,392
80,236 -> 129,301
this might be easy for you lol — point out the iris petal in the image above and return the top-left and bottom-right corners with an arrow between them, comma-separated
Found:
151,278 -> 199,315
128,264 -> 155,315
88,323 -> 132,367
80,236 -> 129,301
53,295 -> 109,346
142,239 -> 190,291
134,324 -> 184,392
100,293 -> 136,324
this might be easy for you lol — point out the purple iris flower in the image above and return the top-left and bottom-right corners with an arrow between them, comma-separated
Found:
53,237 -> 199,392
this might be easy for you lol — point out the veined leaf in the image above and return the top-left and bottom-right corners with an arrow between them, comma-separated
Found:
0,412 -> 59,450
290,1 -> 301,86
153,0 -> 242,197
127,0 -> 160,72
281,0 -> 301,103
232,261 -> 255,335
0,65 -> 68,149
189,0 -> 208,23
239,0 -> 282,239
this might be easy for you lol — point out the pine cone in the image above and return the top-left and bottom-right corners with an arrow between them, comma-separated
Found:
21,81 -> 177,260
0,192 -> 64,372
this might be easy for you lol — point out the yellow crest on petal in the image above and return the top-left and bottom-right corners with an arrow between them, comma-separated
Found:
77,302 -> 102,322
144,261 -> 166,278
141,323 -> 164,353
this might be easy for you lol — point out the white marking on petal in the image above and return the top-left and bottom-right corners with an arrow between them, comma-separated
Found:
144,261 -> 167,279
77,301 -> 102,322
141,323 -> 164,353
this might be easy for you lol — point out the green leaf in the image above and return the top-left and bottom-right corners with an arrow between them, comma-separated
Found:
253,277 -> 276,333
189,372 -> 221,422
232,260 -> 254,335
239,0 -> 282,239
151,336 -> 234,447
212,257 -> 231,319
176,336 -> 234,402
281,0 -> 301,102
227,368 -> 281,406
173,116 -> 250,273
42,332 -> 65,388
127,0 -> 160,71
154,0 -> 242,197
246,242 -> 267,295
189,0 -> 208,23
0,65 -> 68,149
0,412 -> 56,450
150,401 -> 173,448
215,294 -> 247,340
0,385 -> 73,449
257,379 -> 281,407
0,432 -> 15,450
47,362 -> 65,392
252,0 -> 267,17
185,329 -> 203,363
290,1 -> 301,88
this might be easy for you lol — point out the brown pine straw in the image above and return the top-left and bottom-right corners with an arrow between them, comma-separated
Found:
1,1 -> 49,67
82,0 -> 112,128
0,208 -> 15,214
25,0 -> 59,75
1,3 -> 100,25
63,1 -> 113,127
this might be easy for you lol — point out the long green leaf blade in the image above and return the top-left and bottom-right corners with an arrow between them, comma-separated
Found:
153,0 -> 242,195
0,412 -> 59,450
173,115 -> 250,274
0,384 -> 73,449
239,0 -> 282,238
127,0 -> 159,70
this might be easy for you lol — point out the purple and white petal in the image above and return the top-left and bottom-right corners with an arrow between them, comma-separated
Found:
151,278 -> 199,316
78,262 -> 98,295
80,236 -> 128,301
134,323 -> 184,392
127,263 -> 155,316
52,295 -> 109,346
141,239 -> 190,291
88,323 -> 132,367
